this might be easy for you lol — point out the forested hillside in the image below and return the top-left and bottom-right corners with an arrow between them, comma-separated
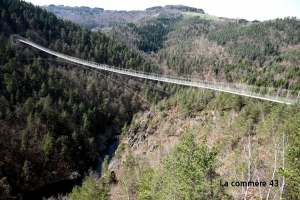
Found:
42,5 -> 163,29
42,4 -> 300,90
72,89 -> 300,200
1,1 -> 300,199
0,0 -> 162,198
108,14 -> 300,90
120,93 -> 300,199
42,5 -> 206,29
74,6 -> 300,200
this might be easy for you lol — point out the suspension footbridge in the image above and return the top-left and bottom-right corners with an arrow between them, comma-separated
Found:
16,36 -> 300,105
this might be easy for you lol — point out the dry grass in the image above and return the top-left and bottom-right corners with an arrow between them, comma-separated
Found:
182,12 -> 222,21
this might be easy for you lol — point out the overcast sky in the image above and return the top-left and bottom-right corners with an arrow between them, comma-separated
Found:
24,0 -> 300,21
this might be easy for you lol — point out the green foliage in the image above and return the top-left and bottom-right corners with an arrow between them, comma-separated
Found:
70,176 -> 110,200
42,132 -> 54,163
125,16 -> 181,53
119,153 -> 140,199
58,135 -> 68,157
207,93 -> 245,112
138,132 -> 231,199
124,154 -> 135,168
115,142 -> 125,159
121,123 -> 129,137
137,168 -> 155,200
4,73 -> 16,94
22,160 -> 32,177
70,156 -> 110,200
39,82 -> 48,97
27,112 -> 33,125
1,0 -> 300,198
88,82 -> 96,94
165,5 -> 204,13
146,6 -> 162,11
0,0 -> 153,197
82,108 -> 98,131
101,156 -> 113,184
164,87 -> 216,115
238,19 -> 248,24
23,97 -> 34,114
280,113 -> 300,198
205,17 -> 300,87
131,93 -> 138,108
183,12 -> 220,20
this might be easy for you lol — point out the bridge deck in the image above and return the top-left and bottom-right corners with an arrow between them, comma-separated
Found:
17,36 -> 300,105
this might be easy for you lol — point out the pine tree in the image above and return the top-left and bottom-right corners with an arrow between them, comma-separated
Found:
20,131 -> 28,152
23,160 -> 32,177
139,132 -> 231,199
43,132 -> 54,163
39,82 -> 48,97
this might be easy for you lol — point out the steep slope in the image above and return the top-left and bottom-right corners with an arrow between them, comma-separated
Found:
0,0 -> 162,198
42,4 -> 300,90
107,90 -> 300,199
59,9 -> 300,199
107,14 -> 300,89
1,1 -> 300,199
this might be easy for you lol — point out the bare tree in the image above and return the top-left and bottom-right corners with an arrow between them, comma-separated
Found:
244,123 -> 252,200
266,120 -> 278,200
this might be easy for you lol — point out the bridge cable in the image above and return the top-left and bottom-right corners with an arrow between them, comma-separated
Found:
29,57 -> 151,105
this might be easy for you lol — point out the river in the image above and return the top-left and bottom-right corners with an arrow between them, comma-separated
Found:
23,138 -> 119,199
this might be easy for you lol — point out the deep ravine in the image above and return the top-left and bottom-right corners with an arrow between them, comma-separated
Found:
23,138 -> 119,199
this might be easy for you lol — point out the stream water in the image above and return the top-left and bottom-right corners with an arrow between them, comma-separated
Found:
95,139 -> 119,175
23,138 -> 119,199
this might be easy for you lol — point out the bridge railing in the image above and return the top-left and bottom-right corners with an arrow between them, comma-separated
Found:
16,36 -> 300,105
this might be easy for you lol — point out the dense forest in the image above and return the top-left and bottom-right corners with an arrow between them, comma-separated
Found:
106,13 -> 300,89
164,5 -> 205,13
71,90 -> 300,200
0,0 -> 300,199
42,5 -> 163,29
0,0 -> 164,198
65,5 -> 300,200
